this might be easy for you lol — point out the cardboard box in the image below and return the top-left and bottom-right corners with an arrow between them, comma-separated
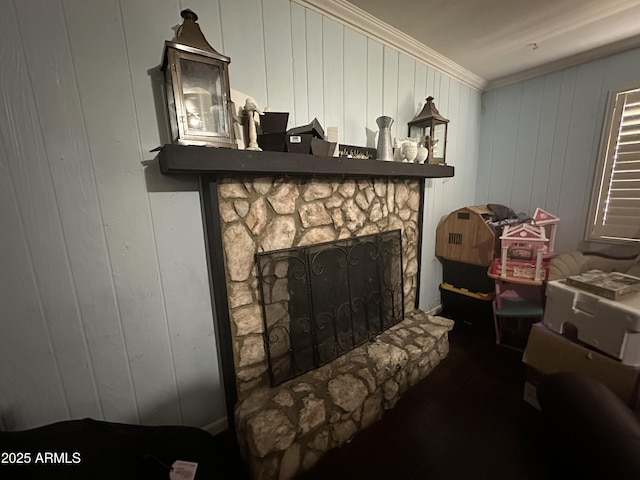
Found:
522,323 -> 640,409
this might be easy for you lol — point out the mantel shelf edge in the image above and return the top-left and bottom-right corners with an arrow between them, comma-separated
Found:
158,144 -> 455,179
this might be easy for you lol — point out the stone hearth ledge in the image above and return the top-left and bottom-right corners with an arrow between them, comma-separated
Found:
235,311 -> 454,480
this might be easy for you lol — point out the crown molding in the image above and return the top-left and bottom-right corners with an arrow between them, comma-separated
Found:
485,35 -> 640,91
292,0 -> 487,91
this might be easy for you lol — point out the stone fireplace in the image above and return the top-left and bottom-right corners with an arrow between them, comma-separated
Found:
159,145 -> 455,480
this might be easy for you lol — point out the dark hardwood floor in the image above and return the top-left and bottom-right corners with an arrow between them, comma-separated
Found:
217,318 -> 561,479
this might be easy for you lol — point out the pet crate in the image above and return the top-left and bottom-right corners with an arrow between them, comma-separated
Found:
435,205 -> 500,267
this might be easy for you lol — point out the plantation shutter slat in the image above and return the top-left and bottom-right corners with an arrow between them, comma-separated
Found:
588,87 -> 640,243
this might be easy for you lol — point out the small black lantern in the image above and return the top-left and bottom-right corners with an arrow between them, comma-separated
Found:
161,9 -> 236,148
408,96 -> 449,164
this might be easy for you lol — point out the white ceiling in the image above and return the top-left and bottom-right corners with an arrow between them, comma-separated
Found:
340,0 -> 640,89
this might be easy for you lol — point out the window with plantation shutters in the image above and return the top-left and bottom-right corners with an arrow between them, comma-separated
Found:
586,86 -> 640,244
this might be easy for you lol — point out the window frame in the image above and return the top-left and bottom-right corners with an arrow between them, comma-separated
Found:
585,85 -> 640,245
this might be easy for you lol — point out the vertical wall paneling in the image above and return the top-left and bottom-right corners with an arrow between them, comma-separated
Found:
453,84 -> 470,206
0,2 -> 101,422
432,70 -> 442,104
442,79 -> 459,215
425,67 -> 436,99
487,82 -> 522,203
366,39 -> 383,147
509,76 -> 544,214
0,136 -> 69,429
149,189 -> 225,426
119,0 -> 179,156
465,89 -> 482,204
529,72 -> 562,210
322,17 -> 344,141
413,63 -> 427,120
1,0 -> 485,430
262,0 -> 296,115
63,0 -> 180,425
290,2 -> 308,128
305,9 -> 325,126
602,47 -> 640,94
343,28 -> 368,146
14,0 -> 138,423
382,46 -> 399,140
554,61 -> 605,253
120,0 -> 225,426
188,0 -> 224,56
544,68 -> 577,216
220,0 -> 268,106
477,46 -> 640,253
397,53 -> 416,138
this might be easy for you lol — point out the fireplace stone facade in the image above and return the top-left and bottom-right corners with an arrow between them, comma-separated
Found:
215,174 -> 454,479
218,176 -> 423,395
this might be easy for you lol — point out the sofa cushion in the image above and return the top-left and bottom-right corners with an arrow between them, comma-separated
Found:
626,256 -> 640,278
548,251 -> 639,281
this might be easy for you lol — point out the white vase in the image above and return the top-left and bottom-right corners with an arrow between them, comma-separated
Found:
402,142 -> 418,163
416,145 -> 428,163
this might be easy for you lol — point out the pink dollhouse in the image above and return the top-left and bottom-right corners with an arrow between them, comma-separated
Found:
531,207 -> 560,256
492,223 -> 550,282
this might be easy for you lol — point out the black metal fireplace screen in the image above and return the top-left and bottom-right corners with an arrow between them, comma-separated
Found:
256,230 -> 404,386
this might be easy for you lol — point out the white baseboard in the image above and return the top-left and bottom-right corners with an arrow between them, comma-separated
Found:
202,417 -> 228,436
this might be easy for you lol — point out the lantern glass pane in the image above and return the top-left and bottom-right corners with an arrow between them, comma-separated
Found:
179,57 -> 228,137
432,123 -> 446,158
409,125 -> 424,141
165,69 -> 178,140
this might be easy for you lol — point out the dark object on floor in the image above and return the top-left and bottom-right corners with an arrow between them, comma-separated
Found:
440,258 -> 495,293
439,282 -> 494,325
537,372 -> 640,480
0,418 -> 242,480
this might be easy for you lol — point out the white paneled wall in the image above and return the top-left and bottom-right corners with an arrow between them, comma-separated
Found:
0,0 -> 480,431
477,46 -> 640,255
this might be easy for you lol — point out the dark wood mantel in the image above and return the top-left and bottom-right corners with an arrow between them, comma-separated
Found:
158,144 -> 455,179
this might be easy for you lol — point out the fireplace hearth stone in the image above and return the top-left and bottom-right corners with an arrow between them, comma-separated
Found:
235,311 -> 453,480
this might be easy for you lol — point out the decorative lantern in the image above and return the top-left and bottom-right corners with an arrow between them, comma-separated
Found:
161,9 -> 235,148
407,96 -> 449,164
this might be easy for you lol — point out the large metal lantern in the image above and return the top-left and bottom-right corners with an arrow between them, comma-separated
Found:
161,9 -> 236,148
407,96 -> 449,164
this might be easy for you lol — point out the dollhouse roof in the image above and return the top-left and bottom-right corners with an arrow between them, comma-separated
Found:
500,223 -> 549,242
532,208 -> 560,226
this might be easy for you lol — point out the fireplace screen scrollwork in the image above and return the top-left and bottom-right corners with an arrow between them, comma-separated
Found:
256,230 -> 404,386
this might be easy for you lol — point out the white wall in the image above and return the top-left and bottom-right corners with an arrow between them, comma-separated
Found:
476,46 -> 640,256
0,0 -> 480,431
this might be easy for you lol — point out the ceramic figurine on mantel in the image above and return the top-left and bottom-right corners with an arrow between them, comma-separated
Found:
402,141 -> 418,163
394,137 -> 418,162
416,141 -> 429,163
244,98 -> 263,151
